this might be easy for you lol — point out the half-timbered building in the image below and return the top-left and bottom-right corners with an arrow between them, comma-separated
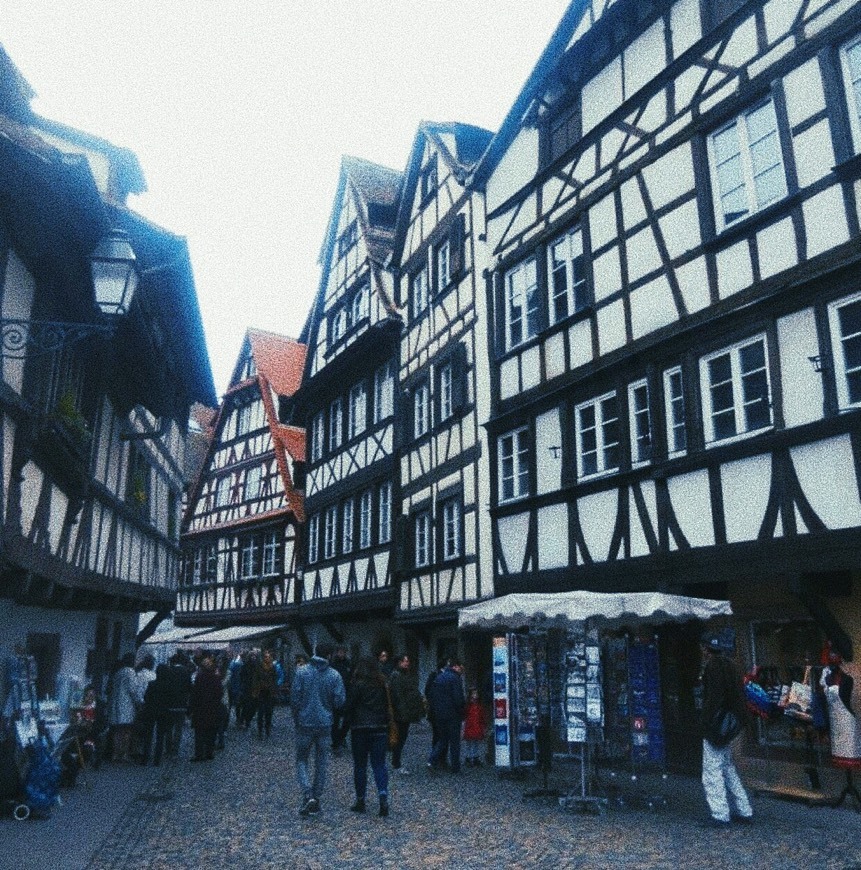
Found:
476,0 -> 861,777
392,122 -> 495,665
0,46 -> 215,697
293,157 -> 403,658
177,329 -> 305,630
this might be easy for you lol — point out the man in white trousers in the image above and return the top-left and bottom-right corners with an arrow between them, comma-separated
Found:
700,635 -> 754,827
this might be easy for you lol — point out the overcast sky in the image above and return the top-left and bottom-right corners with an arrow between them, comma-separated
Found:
2,2 -> 570,396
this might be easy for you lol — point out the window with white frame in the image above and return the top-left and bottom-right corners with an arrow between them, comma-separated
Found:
331,306 -> 348,343
549,226 -> 587,322
378,482 -> 392,544
436,238 -> 451,292
359,489 -> 373,549
663,367 -> 687,455
237,403 -> 252,436
438,361 -> 453,422
505,258 -> 539,350
575,392 -> 620,478
240,537 -> 258,580
841,36 -> 861,152
374,360 -> 394,422
329,398 -> 343,451
262,530 -> 279,576
342,498 -> 354,554
499,427 -> 530,503
414,510 -> 431,568
191,549 -> 202,584
308,515 -> 320,564
351,283 -> 369,325
701,335 -> 772,444
324,506 -> 337,559
441,498 -> 461,560
709,99 -> 787,229
410,265 -> 429,319
349,382 -> 367,439
245,466 -> 261,501
628,380 -> 652,466
215,475 -> 231,508
206,544 -> 218,582
413,380 -> 431,438
828,292 -> 861,409
310,411 -> 324,462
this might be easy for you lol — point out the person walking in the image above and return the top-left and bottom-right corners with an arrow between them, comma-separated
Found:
188,654 -> 223,762
108,653 -> 138,763
240,650 -> 259,729
330,645 -> 352,754
388,654 -> 425,775
290,642 -> 346,817
427,659 -> 465,774
424,658 -> 448,756
344,656 -> 392,817
165,652 -> 192,756
700,634 -> 753,827
141,664 -> 173,766
253,650 -> 278,739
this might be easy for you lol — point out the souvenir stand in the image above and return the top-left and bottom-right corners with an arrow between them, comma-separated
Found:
459,591 -> 732,812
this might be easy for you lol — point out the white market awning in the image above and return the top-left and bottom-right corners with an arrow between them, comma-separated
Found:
143,626 -> 214,645
179,624 -> 286,645
458,591 -> 732,632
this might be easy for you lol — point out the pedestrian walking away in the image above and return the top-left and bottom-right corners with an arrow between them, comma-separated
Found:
388,654 -> 425,774
699,634 -> 753,827
253,650 -> 278,739
344,656 -> 392,817
141,664 -> 173,766
189,654 -> 223,762
107,653 -> 138,763
424,658 -> 448,760
427,659 -> 465,774
290,642 -> 346,817
329,644 -> 353,754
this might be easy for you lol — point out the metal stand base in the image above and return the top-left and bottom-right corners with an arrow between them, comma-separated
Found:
830,768 -> 861,812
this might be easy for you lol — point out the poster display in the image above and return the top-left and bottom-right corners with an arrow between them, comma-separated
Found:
492,636 -> 511,767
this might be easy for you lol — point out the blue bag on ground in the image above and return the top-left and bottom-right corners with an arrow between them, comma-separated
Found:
24,741 -> 61,816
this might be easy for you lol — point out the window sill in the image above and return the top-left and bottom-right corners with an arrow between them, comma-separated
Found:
704,190 -> 802,252
577,466 -> 620,484
703,424 -> 772,449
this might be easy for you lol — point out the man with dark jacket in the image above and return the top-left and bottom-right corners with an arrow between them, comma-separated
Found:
329,645 -> 352,754
389,654 -> 426,774
165,653 -> 192,757
290,642 -> 346,817
427,660 -> 465,773
700,635 -> 753,826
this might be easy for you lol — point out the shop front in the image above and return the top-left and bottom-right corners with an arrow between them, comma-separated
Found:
459,591 -> 732,788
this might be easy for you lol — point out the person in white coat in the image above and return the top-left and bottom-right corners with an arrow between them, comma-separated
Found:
108,653 -> 138,762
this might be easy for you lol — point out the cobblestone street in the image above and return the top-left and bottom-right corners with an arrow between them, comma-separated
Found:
4,712 -> 861,870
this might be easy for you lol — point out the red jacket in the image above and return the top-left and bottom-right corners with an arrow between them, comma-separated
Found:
463,700 -> 488,741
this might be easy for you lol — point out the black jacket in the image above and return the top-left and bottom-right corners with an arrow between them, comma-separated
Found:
344,679 -> 389,730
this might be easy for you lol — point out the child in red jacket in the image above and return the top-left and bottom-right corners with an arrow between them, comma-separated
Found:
462,687 -> 488,767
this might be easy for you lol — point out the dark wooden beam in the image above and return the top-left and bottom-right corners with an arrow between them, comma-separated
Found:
322,619 -> 344,643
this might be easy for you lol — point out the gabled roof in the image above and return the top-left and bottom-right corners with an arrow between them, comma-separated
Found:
247,328 -> 307,398
470,0 -> 593,187
392,121 -> 492,264
299,155 -> 403,355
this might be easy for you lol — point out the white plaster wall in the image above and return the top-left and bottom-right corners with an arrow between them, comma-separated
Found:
537,504 -> 569,569
535,408 -> 562,495
667,469 -> 714,549
721,455 -> 772,544
791,436 -> 861,530
777,308 -> 823,428
803,186 -> 849,259
757,218 -> 798,281
578,490 -> 617,562
1,250 -> 35,395
498,513 -> 529,574
486,128 -> 539,217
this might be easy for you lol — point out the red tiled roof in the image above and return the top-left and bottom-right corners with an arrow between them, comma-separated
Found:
247,328 -> 306,397
277,425 -> 306,464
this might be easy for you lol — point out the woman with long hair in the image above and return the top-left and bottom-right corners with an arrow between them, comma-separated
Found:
344,656 -> 391,817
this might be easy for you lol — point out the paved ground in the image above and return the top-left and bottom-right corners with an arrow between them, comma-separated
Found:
4,713 -> 861,870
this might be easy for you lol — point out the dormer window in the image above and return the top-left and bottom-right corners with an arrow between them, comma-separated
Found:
419,156 -> 438,205
543,100 -> 581,166
331,307 -> 348,343
351,283 -> 370,325
338,220 -> 358,258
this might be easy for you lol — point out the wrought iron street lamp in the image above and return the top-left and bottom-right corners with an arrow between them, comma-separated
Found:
0,228 -> 139,359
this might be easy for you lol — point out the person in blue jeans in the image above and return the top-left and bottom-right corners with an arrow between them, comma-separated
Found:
290,642 -> 346,817
427,660 -> 465,773
344,656 -> 391,817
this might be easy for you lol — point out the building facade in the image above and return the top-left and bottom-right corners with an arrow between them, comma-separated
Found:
477,0 -> 861,775
176,329 -> 305,633
0,45 -> 215,700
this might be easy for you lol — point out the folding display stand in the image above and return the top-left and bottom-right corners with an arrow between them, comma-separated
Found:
830,760 -> 861,812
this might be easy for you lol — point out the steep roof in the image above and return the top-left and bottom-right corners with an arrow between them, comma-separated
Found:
247,328 -> 306,398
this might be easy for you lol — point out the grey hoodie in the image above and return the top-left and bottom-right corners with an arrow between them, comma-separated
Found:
290,655 -> 346,729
